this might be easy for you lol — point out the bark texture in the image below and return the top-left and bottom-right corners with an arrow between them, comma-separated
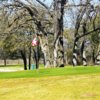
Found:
81,40 -> 87,66
53,0 -> 66,67
20,49 -> 27,70
39,35 -> 51,68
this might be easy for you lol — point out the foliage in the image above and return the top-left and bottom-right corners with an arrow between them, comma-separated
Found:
0,0 -> 100,66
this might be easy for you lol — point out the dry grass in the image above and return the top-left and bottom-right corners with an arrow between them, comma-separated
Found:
0,74 -> 100,100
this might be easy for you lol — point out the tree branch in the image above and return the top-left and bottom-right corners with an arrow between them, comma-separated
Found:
36,0 -> 49,9
76,27 -> 100,40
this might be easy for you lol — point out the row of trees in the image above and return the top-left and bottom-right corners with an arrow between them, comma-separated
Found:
0,0 -> 100,69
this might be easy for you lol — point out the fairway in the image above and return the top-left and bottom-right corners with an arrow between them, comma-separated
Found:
0,66 -> 100,79
0,66 -> 100,100
0,74 -> 100,100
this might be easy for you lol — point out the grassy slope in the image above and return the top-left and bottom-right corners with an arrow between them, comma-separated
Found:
0,66 -> 100,79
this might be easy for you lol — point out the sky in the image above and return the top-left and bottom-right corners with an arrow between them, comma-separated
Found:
38,0 -> 53,7
39,0 -> 100,6
39,0 -> 100,28
23,0 -> 100,28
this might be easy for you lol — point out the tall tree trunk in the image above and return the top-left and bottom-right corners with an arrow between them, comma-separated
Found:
39,35 -> 51,68
92,48 -> 95,65
3,50 -> 7,66
72,6 -> 87,66
80,5 -> 92,66
33,45 -> 40,69
28,47 -> 31,70
4,57 -> 7,66
20,49 -> 27,70
54,37 -> 65,67
72,39 -> 78,66
81,40 -> 87,66
53,0 -> 66,67
43,53 -> 46,66
54,39 -> 59,67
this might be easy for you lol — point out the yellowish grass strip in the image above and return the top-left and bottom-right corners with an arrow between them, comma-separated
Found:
0,74 -> 100,100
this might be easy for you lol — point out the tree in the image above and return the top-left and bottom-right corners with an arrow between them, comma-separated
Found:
53,0 -> 67,67
0,0 -> 100,68
72,0 -> 100,66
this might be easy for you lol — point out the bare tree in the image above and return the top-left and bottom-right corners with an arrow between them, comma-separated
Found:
72,0 -> 100,66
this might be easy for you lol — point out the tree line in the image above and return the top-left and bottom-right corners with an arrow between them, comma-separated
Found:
0,0 -> 100,69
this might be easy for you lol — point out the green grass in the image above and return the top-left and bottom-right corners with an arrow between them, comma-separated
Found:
0,66 -> 100,79
0,74 -> 100,100
0,64 -> 23,67
0,66 -> 100,100
0,64 -> 44,67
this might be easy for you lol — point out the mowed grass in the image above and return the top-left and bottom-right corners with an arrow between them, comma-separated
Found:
0,74 -> 100,100
0,66 -> 100,79
0,66 -> 100,100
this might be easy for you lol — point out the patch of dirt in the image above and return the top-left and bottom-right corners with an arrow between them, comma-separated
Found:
81,93 -> 97,98
0,69 -> 23,72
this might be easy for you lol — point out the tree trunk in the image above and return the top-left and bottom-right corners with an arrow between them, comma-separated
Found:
33,45 -> 40,69
43,53 -> 46,66
20,49 -> 27,70
4,57 -> 7,66
28,47 -> 31,70
54,39 -> 59,67
81,40 -> 87,66
95,50 -> 100,65
72,6 -> 87,66
92,48 -> 95,65
54,37 -> 65,67
53,0 -> 66,67
39,35 -> 51,68
72,39 -> 78,66
3,51 -> 7,66
95,43 -> 100,65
